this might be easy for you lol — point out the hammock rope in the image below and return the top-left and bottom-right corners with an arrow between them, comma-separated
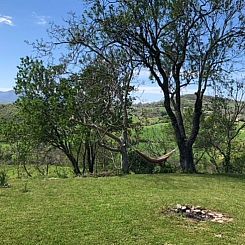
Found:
134,148 -> 176,165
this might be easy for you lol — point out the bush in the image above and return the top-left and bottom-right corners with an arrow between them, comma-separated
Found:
55,167 -> 69,178
0,170 -> 9,187
231,154 -> 245,174
129,151 -> 154,174
152,162 -> 177,174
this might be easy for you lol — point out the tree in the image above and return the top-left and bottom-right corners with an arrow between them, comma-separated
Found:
70,55 -> 135,174
16,54 -> 136,174
201,80 -> 245,173
15,57 -> 84,176
31,11 -> 140,174
0,104 -> 37,176
71,0 -> 244,173
7,121 -> 34,177
31,0 -> 245,173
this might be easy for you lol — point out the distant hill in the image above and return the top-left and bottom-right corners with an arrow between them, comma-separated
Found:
0,90 -> 18,104
133,94 -> 220,120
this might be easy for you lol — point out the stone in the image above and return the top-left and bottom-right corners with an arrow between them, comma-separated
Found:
167,204 -> 232,223
181,206 -> 187,211
176,204 -> 182,209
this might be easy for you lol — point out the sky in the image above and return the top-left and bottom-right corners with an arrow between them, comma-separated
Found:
0,0 -> 205,103
0,0 -> 84,89
0,0 -> 168,103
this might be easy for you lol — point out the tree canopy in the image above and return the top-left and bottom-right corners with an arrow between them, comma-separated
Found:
35,0 -> 245,172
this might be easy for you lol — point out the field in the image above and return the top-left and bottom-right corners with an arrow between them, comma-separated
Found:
0,98 -> 244,244
1,174 -> 245,244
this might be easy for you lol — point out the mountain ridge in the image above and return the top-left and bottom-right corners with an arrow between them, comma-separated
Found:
0,90 -> 18,104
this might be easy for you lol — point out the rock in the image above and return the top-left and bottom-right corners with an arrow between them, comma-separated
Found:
176,204 -> 182,209
181,206 -> 187,211
168,204 -> 232,223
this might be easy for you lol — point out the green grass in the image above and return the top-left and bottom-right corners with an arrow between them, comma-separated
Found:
237,128 -> 245,141
1,174 -> 245,244
137,123 -> 175,146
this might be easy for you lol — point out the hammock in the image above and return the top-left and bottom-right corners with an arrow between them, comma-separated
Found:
134,148 -> 176,165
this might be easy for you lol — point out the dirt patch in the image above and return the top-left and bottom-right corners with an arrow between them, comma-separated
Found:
165,204 -> 233,223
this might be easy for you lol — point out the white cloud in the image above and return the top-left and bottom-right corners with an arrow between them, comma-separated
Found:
32,12 -> 50,25
0,15 -> 14,26
136,85 -> 163,95
0,87 -> 13,92
133,85 -> 201,103
132,85 -> 163,103
136,84 -> 202,96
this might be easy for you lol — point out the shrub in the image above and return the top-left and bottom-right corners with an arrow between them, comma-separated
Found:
0,170 -> 9,187
231,154 -> 245,174
152,162 -> 177,174
129,151 -> 154,174
55,167 -> 69,178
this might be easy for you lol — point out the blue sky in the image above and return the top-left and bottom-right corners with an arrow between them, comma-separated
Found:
0,0 -> 83,90
0,0 -> 167,102
0,0 -> 207,103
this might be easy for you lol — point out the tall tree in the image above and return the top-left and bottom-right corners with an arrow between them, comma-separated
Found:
32,16 -> 137,174
71,55 -> 135,174
70,0 -> 244,172
16,55 -> 135,174
201,80 -> 245,173
15,57 -> 84,176
32,0 -> 245,172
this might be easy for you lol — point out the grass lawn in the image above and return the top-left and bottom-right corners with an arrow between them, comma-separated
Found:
0,174 -> 245,244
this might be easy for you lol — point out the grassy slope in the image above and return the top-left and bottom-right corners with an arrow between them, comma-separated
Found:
1,174 -> 245,244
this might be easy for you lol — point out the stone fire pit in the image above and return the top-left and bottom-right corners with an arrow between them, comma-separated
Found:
167,204 -> 233,223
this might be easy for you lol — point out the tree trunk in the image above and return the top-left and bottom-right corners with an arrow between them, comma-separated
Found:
224,155 -> 231,173
86,141 -> 92,173
120,116 -> 130,174
91,144 -> 96,173
154,60 -> 203,174
224,142 -> 232,173
121,144 -> 129,174
85,140 -> 96,174
178,142 -> 197,173
82,147 -> 86,175
23,160 -> 32,177
67,153 -> 81,176
87,146 -> 95,174
46,162 -> 49,176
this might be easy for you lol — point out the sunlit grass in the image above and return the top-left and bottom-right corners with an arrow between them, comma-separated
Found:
0,174 -> 245,244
